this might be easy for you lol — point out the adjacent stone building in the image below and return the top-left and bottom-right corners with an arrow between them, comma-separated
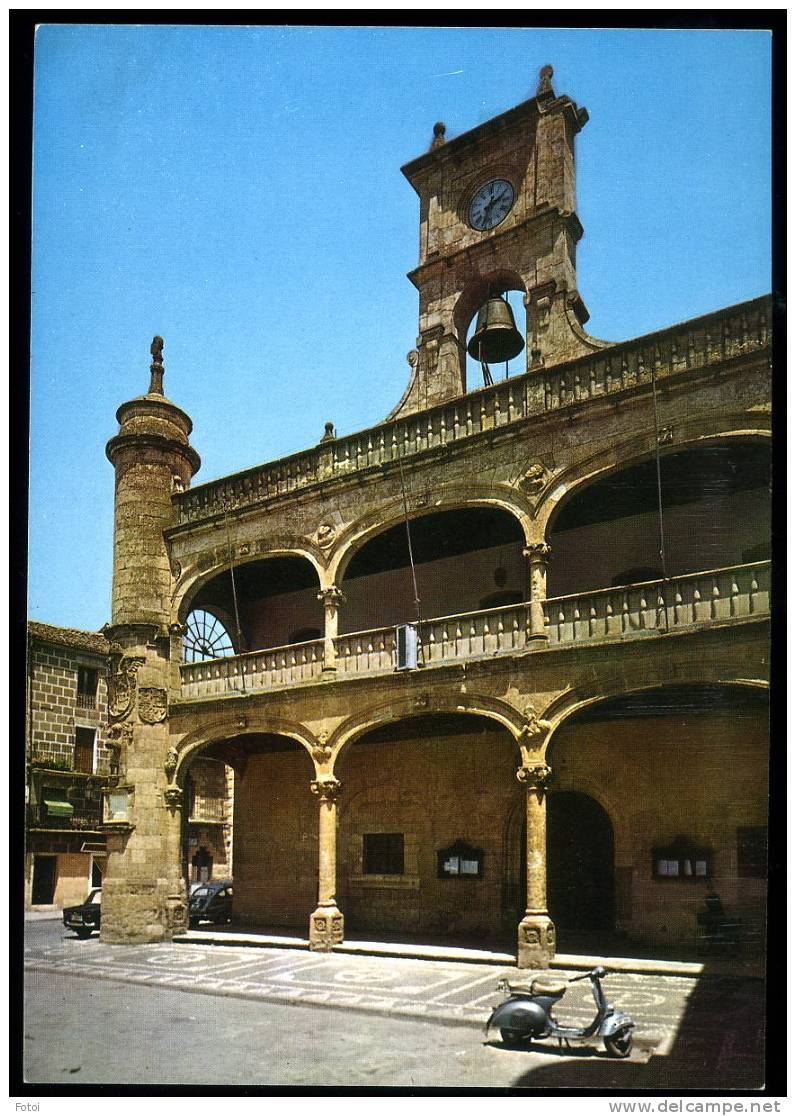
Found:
25,622 -> 113,908
98,69 -> 770,966
25,621 -> 232,908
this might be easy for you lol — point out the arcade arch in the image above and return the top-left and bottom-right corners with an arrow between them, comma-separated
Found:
336,711 -> 522,944
338,506 -> 527,635
545,439 -> 770,598
180,555 -> 322,658
540,683 -> 769,949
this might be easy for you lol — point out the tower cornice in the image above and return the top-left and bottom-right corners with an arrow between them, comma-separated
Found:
401,94 -> 588,190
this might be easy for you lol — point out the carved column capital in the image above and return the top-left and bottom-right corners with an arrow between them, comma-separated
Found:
523,542 -> 552,564
317,586 -> 346,607
516,763 -> 554,793
310,775 -> 342,803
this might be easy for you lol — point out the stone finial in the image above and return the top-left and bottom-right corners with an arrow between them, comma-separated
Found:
148,334 -> 165,395
536,64 -> 555,99
430,121 -> 446,150
320,421 -> 336,443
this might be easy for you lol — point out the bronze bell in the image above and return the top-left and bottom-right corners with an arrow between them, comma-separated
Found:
467,295 -> 525,364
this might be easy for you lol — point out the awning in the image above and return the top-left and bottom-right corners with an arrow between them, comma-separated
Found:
44,799 -> 74,818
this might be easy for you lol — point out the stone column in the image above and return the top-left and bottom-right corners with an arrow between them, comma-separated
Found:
516,762 -> 556,968
318,586 -> 345,673
101,338 -> 200,944
523,543 -> 551,643
308,776 -> 344,950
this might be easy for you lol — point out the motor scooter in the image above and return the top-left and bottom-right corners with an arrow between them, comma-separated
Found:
485,965 -> 634,1058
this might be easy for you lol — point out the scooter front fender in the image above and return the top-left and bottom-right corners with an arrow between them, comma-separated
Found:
485,997 -> 548,1038
598,1011 -> 634,1038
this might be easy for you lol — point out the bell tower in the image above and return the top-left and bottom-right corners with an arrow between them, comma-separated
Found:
392,66 -> 602,418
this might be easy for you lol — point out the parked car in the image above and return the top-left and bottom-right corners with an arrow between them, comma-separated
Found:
188,879 -> 233,927
63,888 -> 101,939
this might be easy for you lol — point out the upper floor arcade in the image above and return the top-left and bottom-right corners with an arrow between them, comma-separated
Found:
166,295 -> 771,706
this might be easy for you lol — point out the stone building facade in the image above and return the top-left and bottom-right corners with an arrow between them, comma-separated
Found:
98,70 -> 770,967
25,621 -> 232,908
25,622 -> 114,908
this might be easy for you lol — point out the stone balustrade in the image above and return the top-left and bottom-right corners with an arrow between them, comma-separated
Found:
419,602 -> 530,662
545,561 -> 770,645
334,627 -> 398,675
173,297 -> 771,527
180,638 -> 325,699
177,562 -> 769,700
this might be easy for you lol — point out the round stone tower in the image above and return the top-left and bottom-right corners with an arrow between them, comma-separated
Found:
101,338 -> 200,943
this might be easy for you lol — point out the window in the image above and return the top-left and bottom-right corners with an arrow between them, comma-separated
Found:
652,838 -> 712,880
438,840 -> 485,879
183,609 -> 235,662
288,627 -> 322,645
74,727 -> 95,773
191,846 -> 213,884
611,567 -> 661,587
741,543 -> 769,564
363,833 -> 404,875
105,790 -> 129,822
76,666 -> 98,709
737,826 -> 767,878
478,590 -> 523,610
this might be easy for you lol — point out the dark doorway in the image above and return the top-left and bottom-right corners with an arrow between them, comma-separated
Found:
31,855 -> 57,905
547,792 -> 614,931
192,846 -> 213,885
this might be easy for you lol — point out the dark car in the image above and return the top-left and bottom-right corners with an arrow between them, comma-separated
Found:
188,879 -> 233,927
63,888 -> 101,939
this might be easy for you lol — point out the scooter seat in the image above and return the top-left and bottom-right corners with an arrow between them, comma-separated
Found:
530,978 -> 568,996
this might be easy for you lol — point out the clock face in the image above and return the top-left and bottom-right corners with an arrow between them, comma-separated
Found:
468,178 -> 515,231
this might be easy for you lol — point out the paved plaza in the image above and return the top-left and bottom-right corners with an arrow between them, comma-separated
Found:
21,920 -> 766,1089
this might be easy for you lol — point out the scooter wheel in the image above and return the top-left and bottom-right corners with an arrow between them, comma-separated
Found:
500,1028 -> 530,1049
604,1029 -> 633,1058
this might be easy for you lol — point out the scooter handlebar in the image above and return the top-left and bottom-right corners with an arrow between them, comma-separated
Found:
569,966 -> 607,982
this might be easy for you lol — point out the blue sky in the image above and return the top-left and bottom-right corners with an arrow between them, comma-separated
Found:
28,25 -> 772,631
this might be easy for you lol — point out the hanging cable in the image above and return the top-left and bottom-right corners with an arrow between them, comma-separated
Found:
397,453 -> 424,665
223,503 -> 247,693
649,361 -> 670,632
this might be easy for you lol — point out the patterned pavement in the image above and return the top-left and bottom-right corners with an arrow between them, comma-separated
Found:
24,921 -> 763,1074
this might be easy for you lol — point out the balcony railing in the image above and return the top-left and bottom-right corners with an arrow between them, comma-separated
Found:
177,561 -> 769,701
180,638 -> 325,699
173,297 -> 770,528
26,804 -> 104,831
544,561 -> 770,645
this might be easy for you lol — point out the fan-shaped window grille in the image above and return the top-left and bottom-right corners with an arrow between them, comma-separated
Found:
183,610 -> 235,662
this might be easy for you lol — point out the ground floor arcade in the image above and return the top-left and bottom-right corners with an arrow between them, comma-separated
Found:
185,683 -> 768,960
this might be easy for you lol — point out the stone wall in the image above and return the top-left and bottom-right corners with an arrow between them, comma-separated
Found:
28,641 -> 112,774
337,724 -> 519,938
232,749 -> 317,927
